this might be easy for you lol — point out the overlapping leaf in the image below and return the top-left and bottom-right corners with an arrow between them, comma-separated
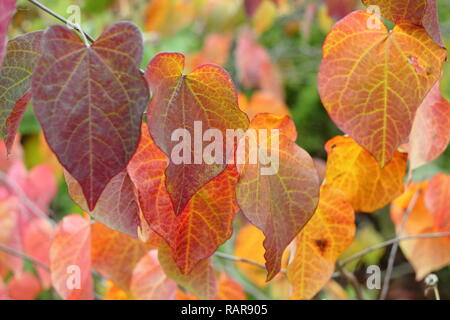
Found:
287,186 -> 355,300
65,170 -> 142,238
91,222 -> 155,290
128,124 -> 240,275
408,82 -> 450,170
50,214 -> 92,300
391,181 -> 450,280
324,136 -> 407,212
31,22 -> 149,211
145,52 -> 248,215
318,10 -> 446,166
362,0 -> 443,46
158,243 -> 217,300
236,114 -> 320,280
0,31 -> 42,153
130,250 -> 177,300
424,174 -> 450,232
0,0 -> 16,66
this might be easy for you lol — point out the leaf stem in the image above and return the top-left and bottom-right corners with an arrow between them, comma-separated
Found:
0,244 -> 50,271
214,251 -> 287,275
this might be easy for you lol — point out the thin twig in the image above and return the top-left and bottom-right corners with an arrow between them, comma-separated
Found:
0,244 -> 50,271
335,262 -> 364,300
27,0 -> 145,74
380,190 -> 420,300
214,252 -> 287,275
340,231 -> 450,267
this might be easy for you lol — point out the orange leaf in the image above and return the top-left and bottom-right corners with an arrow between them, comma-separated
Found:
128,125 -> 239,275
325,136 -> 407,212
216,273 -> 246,300
91,222 -> 155,290
391,181 -> 450,280
318,10 -> 446,166
408,82 -> 450,170
103,281 -> 130,300
186,33 -> 232,71
362,0 -> 443,46
145,52 -> 248,215
130,250 -> 177,300
236,114 -> 320,280
158,243 -> 217,300
50,214 -> 93,300
287,185 -> 355,300
65,170 -> 142,238
7,271 -> 41,300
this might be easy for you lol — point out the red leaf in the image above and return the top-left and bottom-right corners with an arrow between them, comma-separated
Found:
236,114 -> 320,280
50,214 -> 93,300
128,124 -> 240,274
145,52 -> 248,214
325,0 -> 358,20
31,23 -> 149,211
0,31 -> 42,154
65,170 -> 142,238
0,0 -> 16,66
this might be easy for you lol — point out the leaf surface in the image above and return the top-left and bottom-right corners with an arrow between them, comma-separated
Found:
145,52 -> 248,214
65,170 -> 142,238
130,250 -> 177,300
0,0 -> 16,66
287,186 -> 355,300
0,31 -> 42,153
128,124 -> 239,274
91,222 -> 154,290
408,82 -> 450,170
236,114 -> 320,280
362,0 -> 443,46
158,243 -> 217,300
32,23 -> 148,211
324,136 -> 407,212
50,214 -> 92,300
424,174 -> 450,232
318,10 -> 446,166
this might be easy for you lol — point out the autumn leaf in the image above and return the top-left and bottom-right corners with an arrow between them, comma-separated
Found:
186,33 -> 232,71
22,218 -> 54,289
408,82 -> 450,170
103,281 -> 130,300
91,222 -> 155,290
324,136 -> 407,212
31,22 -> 149,211
236,114 -> 320,280
158,243 -> 217,300
50,214 -> 93,300
362,0 -> 443,46
0,0 -> 16,66
7,271 -> 41,300
145,52 -> 248,215
318,10 -> 446,167
287,185 -> 355,300
424,174 -> 450,232
128,124 -> 240,275
391,181 -> 450,280
65,170 -> 142,238
130,250 -> 177,300
0,31 -> 42,153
